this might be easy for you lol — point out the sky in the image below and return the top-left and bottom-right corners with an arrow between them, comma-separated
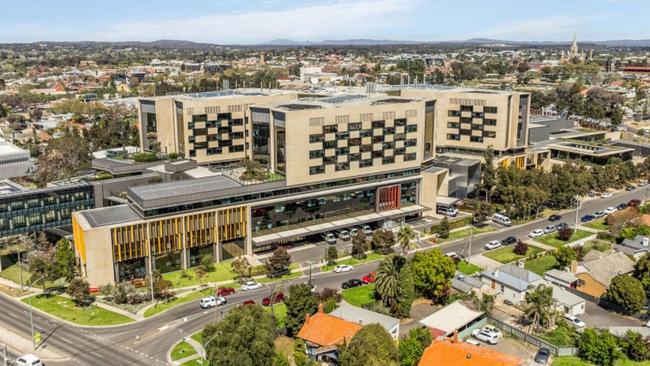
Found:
1,0 -> 649,44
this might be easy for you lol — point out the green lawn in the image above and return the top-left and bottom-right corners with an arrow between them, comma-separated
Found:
190,331 -> 203,344
583,218 -> 608,231
181,359 -> 205,366
538,324 -> 577,347
163,261 -> 236,288
553,356 -> 650,366
171,341 -> 197,361
22,295 -> 134,326
258,269 -> 303,284
483,245 -> 544,264
341,284 -> 375,308
263,302 -> 287,329
535,230 -> 594,248
525,255 -> 559,276
321,253 -> 385,272
457,261 -> 482,275
144,288 -> 214,318
0,264 -> 61,288
444,225 -> 497,241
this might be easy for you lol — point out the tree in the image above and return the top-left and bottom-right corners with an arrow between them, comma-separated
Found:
437,217 -> 450,239
203,304 -> 275,366
481,147 -> 497,202
266,247 -> 291,274
523,285 -> 556,332
232,256 -> 252,282
396,263 -> 416,319
398,328 -> 432,366
632,253 -> 650,293
554,246 -> 577,269
619,330 -> 650,362
577,328 -> 621,366
54,238 -> 76,281
151,270 -> 174,301
410,250 -> 455,302
557,227 -> 574,241
339,324 -> 398,366
325,246 -> 338,266
606,275 -> 647,314
351,230 -> 368,259
285,283 -> 318,336
473,201 -> 493,224
397,225 -> 415,256
272,354 -> 290,366
371,229 -> 395,255
67,277 -> 91,306
375,255 -> 404,309
479,294 -> 495,315
513,240 -> 528,255
36,129 -> 91,185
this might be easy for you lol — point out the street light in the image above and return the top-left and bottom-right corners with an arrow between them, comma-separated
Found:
26,276 -> 45,350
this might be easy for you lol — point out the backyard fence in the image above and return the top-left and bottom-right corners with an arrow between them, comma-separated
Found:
489,317 -> 578,356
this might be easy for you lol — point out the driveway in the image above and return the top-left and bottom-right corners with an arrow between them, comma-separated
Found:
581,301 -> 644,327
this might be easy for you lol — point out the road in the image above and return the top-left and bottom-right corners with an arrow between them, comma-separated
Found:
0,186 -> 647,365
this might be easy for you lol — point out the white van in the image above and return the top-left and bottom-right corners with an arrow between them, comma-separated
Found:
437,206 -> 459,217
492,213 -> 512,227
16,355 -> 43,366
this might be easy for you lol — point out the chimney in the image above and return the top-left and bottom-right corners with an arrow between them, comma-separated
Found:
493,269 -> 499,278
318,303 -> 324,313
305,313 -> 310,323
452,330 -> 459,343
642,237 -> 649,247
570,260 -> 578,274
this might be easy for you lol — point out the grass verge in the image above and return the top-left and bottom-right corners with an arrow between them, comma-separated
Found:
163,260 -> 235,288
264,302 -> 288,330
444,225 -> 497,242
321,253 -> 385,272
483,245 -> 544,264
144,288 -> 214,318
22,295 -> 134,326
457,261 -> 482,275
341,284 -> 375,308
553,356 -> 650,366
171,341 -> 197,361
583,218 -> 608,231
535,230 -> 594,248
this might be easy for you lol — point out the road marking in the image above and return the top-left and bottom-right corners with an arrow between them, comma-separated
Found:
90,351 -> 104,359
60,337 -> 72,344
8,312 -> 17,318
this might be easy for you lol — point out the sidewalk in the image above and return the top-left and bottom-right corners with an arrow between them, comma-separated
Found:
0,325 -> 68,362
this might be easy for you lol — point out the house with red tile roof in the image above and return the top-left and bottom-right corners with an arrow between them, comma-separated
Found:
418,333 -> 524,366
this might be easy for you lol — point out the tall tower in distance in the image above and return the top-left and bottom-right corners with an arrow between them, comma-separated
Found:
570,33 -> 579,59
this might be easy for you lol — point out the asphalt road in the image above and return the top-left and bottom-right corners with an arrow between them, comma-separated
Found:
0,186 -> 647,365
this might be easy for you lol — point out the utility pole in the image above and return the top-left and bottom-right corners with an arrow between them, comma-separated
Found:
574,194 -> 580,229
467,224 -> 473,262
17,250 -> 23,291
3,343 -> 7,366
26,276 -> 44,350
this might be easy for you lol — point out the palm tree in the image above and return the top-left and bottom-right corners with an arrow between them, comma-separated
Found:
523,285 -> 556,333
375,255 -> 404,308
397,225 -> 415,255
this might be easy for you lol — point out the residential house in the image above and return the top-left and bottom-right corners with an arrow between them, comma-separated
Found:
551,285 -> 586,316
480,264 -> 545,304
329,301 -> 400,340
297,304 -> 362,363
616,235 -> 650,261
418,333 -> 524,366
418,301 -> 486,339
575,251 -> 636,298
544,269 -> 579,289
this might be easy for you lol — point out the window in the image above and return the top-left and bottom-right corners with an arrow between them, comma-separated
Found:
405,139 -> 417,147
360,129 -> 373,138
447,134 -> 460,141
460,117 -> 472,124
349,138 -> 361,146
395,147 -> 406,155
470,136 -> 484,143
323,125 -> 337,133
472,112 -> 485,118
348,122 -> 362,131
404,153 -> 417,161
349,153 -> 361,161
232,132 -> 244,139
471,124 -> 484,131
360,144 -> 372,152
324,141 -> 337,149
323,156 -> 336,165
360,159 -> 373,168
309,166 -> 325,175
372,135 -> 384,143
447,122 -> 460,129
484,119 -> 497,126
394,118 -> 407,127
335,163 -> 349,171
207,147 -> 222,155
189,150 -> 196,157
383,127 -> 395,135
310,150 -> 324,159
460,105 -> 473,112
382,142 -> 395,150
309,134 -> 323,143
484,106 -> 498,114
232,118 -> 244,126
448,110 -> 461,117
382,156 -> 395,165
372,120 -> 385,129
483,131 -> 496,138
372,151 -> 383,158
336,147 -> 349,155
336,132 -> 350,140
230,145 -> 244,152
406,124 -> 417,133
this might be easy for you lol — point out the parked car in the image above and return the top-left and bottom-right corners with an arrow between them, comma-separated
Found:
334,264 -> 353,273
555,222 -> 569,230
484,240 -> 501,250
601,192 -> 612,198
349,227 -> 358,237
437,206 -> 459,217
593,211 -> 605,218
529,229 -> 544,238
471,329 -> 499,345
501,236 -> 518,246
362,225 -> 373,236
199,296 -> 217,309
603,207 -> 617,215
16,355 -> 43,366
217,287 -> 236,297
321,232 -> 337,245
464,338 -> 481,347
445,251 -> 460,259
337,229 -> 351,241
626,185 -> 636,191
342,279 -> 364,289
564,314 -> 586,328
361,272 -> 376,284
242,300 -> 256,305
241,281 -> 262,291
534,347 -> 551,365
262,292 -> 285,306
481,325 -> 503,339
548,214 -> 562,222
629,199 -> 642,206
543,225 -> 556,234
581,214 -> 595,222
267,267 -> 291,278
616,203 -> 628,210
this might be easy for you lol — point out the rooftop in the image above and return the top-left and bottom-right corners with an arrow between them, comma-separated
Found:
79,205 -> 142,228
270,93 -> 420,111
418,338 -> 523,366
297,306 -> 362,347
330,301 -> 399,335
481,264 -> 542,292
418,301 -> 484,336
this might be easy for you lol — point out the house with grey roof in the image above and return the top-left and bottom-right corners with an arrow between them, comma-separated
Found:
330,301 -> 400,339
451,272 -> 487,294
551,285 -> 585,316
544,269 -> 579,289
480,264 -> 545,304
616,235 -> 650,260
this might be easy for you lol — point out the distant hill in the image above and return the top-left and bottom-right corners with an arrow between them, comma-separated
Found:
261,38 -> 422,46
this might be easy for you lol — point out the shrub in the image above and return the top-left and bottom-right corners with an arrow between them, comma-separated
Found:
132,151 -> 158,162
577,328 -> 621,366
606,275 -> 647,314
619,330 -> 650,361
513,241 -> 528,255
325,246 -> 338,265
557,227 -> 574,241
251,265 -> 268,277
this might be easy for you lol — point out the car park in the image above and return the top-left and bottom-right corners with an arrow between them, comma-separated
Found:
548,214 -> 562,222
16,355 -> 43,366
471,329 -> 499,345
534,347 -> 551,365
362,225 -> 373,235
564,314 -> 586,328
603,207 -> 617,215
321,232 -> 337,245
337,229 -> 351,241
262,292 -> 285,306
601,192 -> 612,198
334,264 -> 353,273
241,281 -> 262,291
501,236 -> 518,246
342,279 -> 364,289
484,240 -> 501,250
529,229 -> 544,238
543,225 -> 556,234
581,214 -> 595,222
361,272 -> 376,284
593,211 -> 605,218
217,287 -> 236,297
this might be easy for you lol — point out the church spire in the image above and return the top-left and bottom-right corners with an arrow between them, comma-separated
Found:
570,32 -> 579,57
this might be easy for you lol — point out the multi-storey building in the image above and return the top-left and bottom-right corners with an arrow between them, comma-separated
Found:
0,138 -> 33,179
72,87 -> 531,286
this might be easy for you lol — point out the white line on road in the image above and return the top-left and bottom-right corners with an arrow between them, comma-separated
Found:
90,351 -> 104,359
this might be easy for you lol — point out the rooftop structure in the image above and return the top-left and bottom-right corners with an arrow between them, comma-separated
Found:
0,137 -> 33,180
418,336 -> 523,366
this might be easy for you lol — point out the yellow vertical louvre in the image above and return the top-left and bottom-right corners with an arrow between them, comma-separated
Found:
113,229 -> 121,261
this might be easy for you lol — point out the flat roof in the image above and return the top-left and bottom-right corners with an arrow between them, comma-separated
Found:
269,94 -> 420,111
129,174 -> 241,203
140,88 -> 295,102
419,301 -> 483,335
80,205 -> 142,228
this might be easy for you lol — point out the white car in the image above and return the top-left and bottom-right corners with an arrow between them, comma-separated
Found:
199,295 -> 226,308
564,314 -> 586,328
362,225 -> 373,235
543,225 -> 556,234
445,251 -> 460,259
529,229 -> 545,238
241,281 -> 262,291
484,240 -> 501,250
464,338 -> 481,347
334,264 -> 353,273
601,192 -> 612,198
16,355 -> 43,366
481,325 -> 503,340
472,329 -> 499,345
603,207 -> 617,215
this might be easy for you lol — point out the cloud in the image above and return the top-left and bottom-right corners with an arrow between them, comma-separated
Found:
9,0 -> 418,43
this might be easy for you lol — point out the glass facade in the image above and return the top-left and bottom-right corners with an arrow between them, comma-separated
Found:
251,107 -> 271,166
0,184 -> 94,237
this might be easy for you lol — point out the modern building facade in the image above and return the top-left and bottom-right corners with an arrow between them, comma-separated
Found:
0,137 -> 33,179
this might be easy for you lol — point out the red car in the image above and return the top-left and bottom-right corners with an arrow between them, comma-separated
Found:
242,300 -> 256,306
362,272 -> 376,284
262,292 -> 285,306
628,199 -> 642,207
217,287 -> 236,297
